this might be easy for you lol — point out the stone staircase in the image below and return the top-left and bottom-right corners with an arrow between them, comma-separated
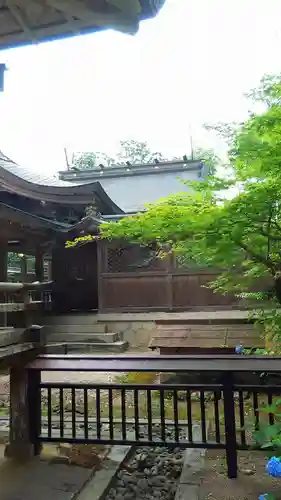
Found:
43,313 -> 128,353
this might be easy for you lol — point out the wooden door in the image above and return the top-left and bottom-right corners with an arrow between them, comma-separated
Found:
52,242 -> 98,312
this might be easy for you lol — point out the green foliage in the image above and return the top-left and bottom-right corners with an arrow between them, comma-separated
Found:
65,235 -> 96,249
7,252 -> 22,268
115,372 -> 159,384
72,139 -> 166,170
253,399 -> 281,451
72,139 -> 219,171
191,147 -> 220,176
72,151 -> 114,170
251,309 -> 281,354
101,75 -> 281,308
116,139 -> 166,164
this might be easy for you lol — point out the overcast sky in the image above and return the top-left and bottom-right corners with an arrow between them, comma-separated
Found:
0,0 -> 281,175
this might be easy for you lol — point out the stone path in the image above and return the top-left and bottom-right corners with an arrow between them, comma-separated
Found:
0,370 -> 118,398
41,370 -> 116,385
0,445 -> 95,500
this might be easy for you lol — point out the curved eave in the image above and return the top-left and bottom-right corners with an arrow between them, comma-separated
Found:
0,1 -> 166,52
0,164 -> 124,215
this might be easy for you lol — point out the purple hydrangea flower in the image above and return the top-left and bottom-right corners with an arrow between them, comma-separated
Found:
266,456 -> 281,477
235,343 -> 243,354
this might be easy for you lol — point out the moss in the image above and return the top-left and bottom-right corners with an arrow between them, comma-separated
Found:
116,372 -> 159,385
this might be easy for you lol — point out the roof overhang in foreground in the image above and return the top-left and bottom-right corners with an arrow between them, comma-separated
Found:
0,0 -> 165,51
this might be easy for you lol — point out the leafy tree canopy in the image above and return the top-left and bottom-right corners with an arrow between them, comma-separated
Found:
117,139 -> 166,164
101,74 -> 281,304
72,139 -> 167,170
72,151 -> 114,170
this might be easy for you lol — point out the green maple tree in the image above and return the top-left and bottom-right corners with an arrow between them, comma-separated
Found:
101,74 -> 281,306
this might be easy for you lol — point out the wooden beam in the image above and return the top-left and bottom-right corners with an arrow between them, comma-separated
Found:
6,0 -> 36,42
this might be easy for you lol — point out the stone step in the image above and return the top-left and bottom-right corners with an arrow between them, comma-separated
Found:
46,332 -> 120,343
155,311 -> 253,325
157,323 -> 255,331
43,313 -> 101,327
44,323 -> 108,334
46,340 -> 129,354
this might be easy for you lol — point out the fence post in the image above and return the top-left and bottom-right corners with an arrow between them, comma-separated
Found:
28,369 -> 42,456
5,364 -> 41,459
223,371 -> 238,478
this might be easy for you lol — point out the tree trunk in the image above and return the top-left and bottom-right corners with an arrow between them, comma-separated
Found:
274,276 -> 281,304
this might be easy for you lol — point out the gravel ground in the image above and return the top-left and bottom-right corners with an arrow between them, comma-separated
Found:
0,370 -> 118,393
200,449 -> 281,500
106,446 -> 183,500
105,425 -> 186,500
41,370 -> 116,384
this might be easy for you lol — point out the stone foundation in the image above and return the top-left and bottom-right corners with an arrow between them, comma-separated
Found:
101,320 -> 156,350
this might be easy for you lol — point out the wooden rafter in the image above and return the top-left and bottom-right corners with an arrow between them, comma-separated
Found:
0,0 -> 165,49
6,0 -> 36,41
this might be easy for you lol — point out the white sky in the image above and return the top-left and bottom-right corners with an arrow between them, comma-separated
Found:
0,0 -> 281,175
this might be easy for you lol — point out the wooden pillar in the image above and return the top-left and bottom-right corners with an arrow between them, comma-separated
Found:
0,243 -> 7,281
20,254 -> 27,282
35,249 -> 44,282
97,240 -> 105,312
46,258 -> 52,281
0,243 -> 8,327
5,364 -> 41,460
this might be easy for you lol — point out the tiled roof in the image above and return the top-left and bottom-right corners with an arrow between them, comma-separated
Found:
98,167 -> 204,212
0,151 -> 81,187
0,151 -> 124,214
59,160 -> 207,213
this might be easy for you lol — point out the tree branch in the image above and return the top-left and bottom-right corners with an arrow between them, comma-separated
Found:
267,203 -> 273,259
260,228 -> 281,241
272,221 -> 281,233
235,239 -> 276,273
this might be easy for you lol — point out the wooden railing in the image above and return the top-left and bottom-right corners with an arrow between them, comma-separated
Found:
7,354 -> 281,478
0,281 -> 52,313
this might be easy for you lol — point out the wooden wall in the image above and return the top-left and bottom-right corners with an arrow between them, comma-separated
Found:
98,241 -> 240,313
52,242 -> 98,312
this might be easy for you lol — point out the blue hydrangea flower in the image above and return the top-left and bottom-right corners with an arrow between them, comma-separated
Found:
259,494 -> 276,500
235,343 -> 243,354
266,456 -> 281,477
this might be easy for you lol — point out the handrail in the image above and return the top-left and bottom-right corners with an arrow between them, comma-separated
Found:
27,353 -> 281,372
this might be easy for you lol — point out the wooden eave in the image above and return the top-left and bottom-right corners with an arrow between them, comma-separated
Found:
0,1 -> 166,51
0,204 -> 108,252
0,201 -> 69,231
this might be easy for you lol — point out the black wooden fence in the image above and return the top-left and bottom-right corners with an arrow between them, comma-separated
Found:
18,354 -> 281,479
